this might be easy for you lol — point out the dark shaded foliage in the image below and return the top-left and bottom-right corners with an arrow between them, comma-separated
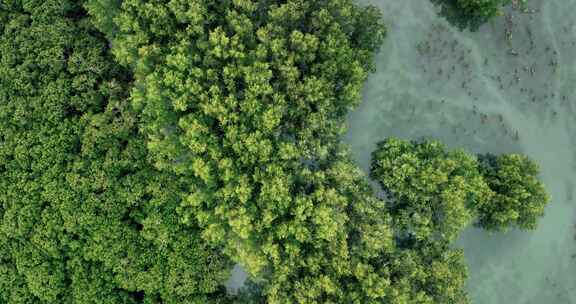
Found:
0,1 -> 231,303
476,153 -> 550,231
431,0 -> 512,31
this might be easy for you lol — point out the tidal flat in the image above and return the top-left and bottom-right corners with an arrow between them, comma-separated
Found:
345,1 -> 576,303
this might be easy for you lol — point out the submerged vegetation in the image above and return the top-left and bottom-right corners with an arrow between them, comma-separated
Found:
0,0 -> 548,303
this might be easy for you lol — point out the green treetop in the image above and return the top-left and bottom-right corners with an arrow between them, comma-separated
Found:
430,0 -> 513,31
370,138 -> 493,244
476,153 -> 550,231
370,138 -> 550,237
0,0 -> 551,303
85,0 -> 389,302
366,138 -> 487,304
0,1 -> 231,303
368,137 -> 550,304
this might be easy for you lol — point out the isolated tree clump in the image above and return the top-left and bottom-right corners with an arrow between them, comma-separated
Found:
370,138 -> 549,235
0,1 -> 231,303
369,138 -> 550,303
430,0 -> 513,31
476,153 -> 550,231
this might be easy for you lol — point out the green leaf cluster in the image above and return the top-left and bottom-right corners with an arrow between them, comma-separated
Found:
84,0 -> 393,302
0,0 -> 550,303
430,0 -> 512,31
370,138 -> 549,236
371,138 -> 493,243
368,137 -> 550,303
0,2 -> 231,303
476,153 -> 550,231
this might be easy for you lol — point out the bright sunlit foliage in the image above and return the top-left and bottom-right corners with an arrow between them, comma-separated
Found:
0,0 -> 548,303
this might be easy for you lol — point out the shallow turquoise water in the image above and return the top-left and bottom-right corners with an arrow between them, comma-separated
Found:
345,1 -> 576,303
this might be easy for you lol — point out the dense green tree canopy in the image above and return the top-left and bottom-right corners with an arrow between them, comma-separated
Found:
370,138 -> 550,235
85,0 -> 393,302
370,138 -> 493,244
0,1 -> 231,303
1,1 -> 550,303
476,153 -> 550,231
368,138 -> 485,304
368,137 -> 550,303
384,242 -> 469,304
